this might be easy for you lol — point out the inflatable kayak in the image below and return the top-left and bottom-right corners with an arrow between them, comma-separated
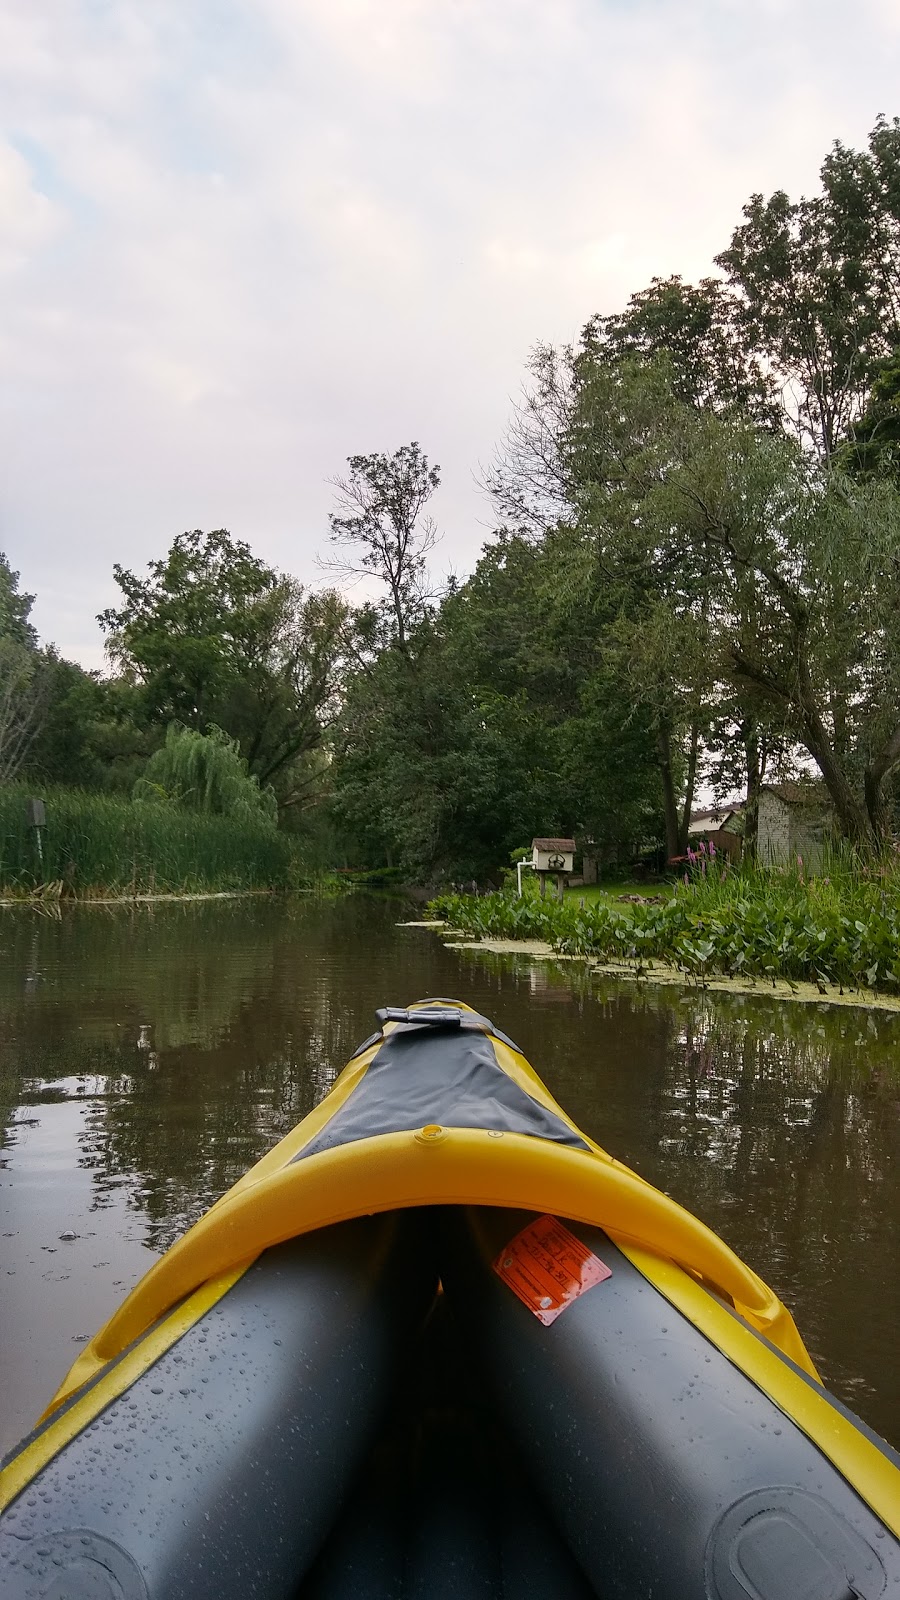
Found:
1,999 -> 899,1599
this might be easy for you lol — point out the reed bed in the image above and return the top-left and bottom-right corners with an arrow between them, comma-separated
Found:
0,784 -> 294,895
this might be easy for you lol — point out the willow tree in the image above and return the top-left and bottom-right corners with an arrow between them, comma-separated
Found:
135,723 -> 277,823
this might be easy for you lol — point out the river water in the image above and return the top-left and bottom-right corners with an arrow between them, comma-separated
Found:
1,895 -> 899,1457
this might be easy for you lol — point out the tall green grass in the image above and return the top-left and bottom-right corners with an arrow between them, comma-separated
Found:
430,849 -> 900,994
0,784 -> 294,895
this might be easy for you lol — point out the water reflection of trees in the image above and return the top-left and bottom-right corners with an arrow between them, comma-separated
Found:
509,969 -> 900,1443
0,899 -> 404,1251
638,991 -> 900,1436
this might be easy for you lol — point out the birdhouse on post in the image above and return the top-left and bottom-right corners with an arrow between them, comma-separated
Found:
531,837 -> 576,902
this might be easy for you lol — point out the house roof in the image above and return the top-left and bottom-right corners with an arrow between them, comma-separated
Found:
687,815 -> 742,836
532,837 -> 576,852
761,781 -> 830,809
687,801 -> 744,835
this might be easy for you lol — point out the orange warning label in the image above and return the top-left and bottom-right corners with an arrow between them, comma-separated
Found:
493,1214 -> 611,1325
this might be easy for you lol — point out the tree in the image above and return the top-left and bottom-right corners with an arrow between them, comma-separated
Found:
841,349 -> 900,482
0,554 -> 37,649
327,444 -> 441,654
577,390 -> 900,846
135,724 -> 277,823
717,116 -> 900,458
99,530 -> 287,729
0,553 -> 47,783
23,658 -> 157,792
490,347 -> 718,858
98,530 -> 348,805
0,639 -> 48,784
583,275 -> 777,422
330,528 -> 661,877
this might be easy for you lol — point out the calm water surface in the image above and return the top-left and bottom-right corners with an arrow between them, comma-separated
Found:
1,896 -> 899,1455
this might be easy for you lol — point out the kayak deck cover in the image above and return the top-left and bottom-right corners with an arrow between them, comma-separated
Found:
1,999 -> 898,1598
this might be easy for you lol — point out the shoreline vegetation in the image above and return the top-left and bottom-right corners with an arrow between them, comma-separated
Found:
428,854 -> 900,1007
0,784 -> 412,901
421,930 -> 900,1014
0,782 -> 297,898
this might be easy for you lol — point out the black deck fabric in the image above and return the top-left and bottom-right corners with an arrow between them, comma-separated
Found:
294,1008 -> 589,1162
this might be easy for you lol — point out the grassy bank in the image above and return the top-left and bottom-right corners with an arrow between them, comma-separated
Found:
0,784 -> 295,896
430,856 -> 900,995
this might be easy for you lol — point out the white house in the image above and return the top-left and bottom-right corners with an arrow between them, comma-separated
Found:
687,802 -> 744,861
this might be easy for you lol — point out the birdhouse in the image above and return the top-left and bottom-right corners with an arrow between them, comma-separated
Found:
531,837 -> 575,874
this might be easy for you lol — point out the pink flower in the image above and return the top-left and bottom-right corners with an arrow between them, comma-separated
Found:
709,839 -> 716,859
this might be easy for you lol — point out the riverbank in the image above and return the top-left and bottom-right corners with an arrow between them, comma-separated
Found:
428,861 -> 900,1002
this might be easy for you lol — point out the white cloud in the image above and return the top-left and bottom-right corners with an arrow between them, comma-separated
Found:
0,140 -> 60,272
0,0 -> 898,660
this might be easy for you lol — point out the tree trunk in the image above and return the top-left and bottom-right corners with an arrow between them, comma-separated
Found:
656,719 -> 681,862
798,706 -> 875,846
742,721 -> 762,860
678,713 -> 700,855
863,718 -> 900,837
731,631 -> 876,849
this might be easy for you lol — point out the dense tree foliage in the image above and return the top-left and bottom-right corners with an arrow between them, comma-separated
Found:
717,115 -> 900,458
98,530 -> 348,805
0,557 -> 47,784
331,530 -> 662,876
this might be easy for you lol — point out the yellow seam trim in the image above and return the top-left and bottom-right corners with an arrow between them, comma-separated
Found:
616,1242 -> 900,1537
51,1129 -> 794,1400
0,1261 -> 252,1515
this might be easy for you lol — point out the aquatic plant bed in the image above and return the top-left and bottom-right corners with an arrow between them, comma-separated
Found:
429,867 -> 900,996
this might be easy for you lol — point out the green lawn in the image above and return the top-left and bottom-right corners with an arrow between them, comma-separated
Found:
563,879 -> 672,907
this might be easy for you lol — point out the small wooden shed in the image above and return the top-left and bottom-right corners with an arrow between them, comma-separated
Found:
757,783 -> 833,870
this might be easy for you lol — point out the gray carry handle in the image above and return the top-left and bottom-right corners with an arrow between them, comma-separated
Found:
377,1006 -> 463,1028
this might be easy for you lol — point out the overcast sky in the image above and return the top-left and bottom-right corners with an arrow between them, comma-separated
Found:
2,0 -> 899,667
